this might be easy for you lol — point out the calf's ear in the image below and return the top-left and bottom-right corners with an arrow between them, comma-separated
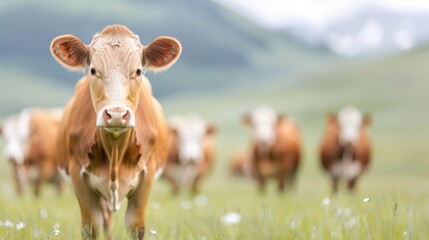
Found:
142,37 -> 182,72
327,112 -> 337,124
206,124 -> 217,135
363,114 -> 372,127
0,123 -> 3,135
242,114 -> 251,125
50,35 -> 89,71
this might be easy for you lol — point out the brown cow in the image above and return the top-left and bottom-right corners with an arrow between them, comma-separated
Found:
50,25 -> 181,239
1,108 -> 63,196
319,105 -> 371,194
243,107 -> 301,192
163,114 -> 216,194
230,150 -> 251,177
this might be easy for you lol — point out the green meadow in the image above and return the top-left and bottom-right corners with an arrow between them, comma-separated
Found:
1,44 -> 429,239
1,1 -> 429,239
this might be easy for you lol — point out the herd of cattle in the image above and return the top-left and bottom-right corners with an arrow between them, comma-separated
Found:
0,25 -> 372,239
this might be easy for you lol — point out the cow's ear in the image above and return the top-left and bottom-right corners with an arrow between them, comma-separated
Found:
50,34 -> 89,71
169,126 -> 178,136
242,113 -> 251,125
142,37 -> 181,72
327,112 -> 337,124
206,124 -> 217,135
363,114 -> 372,127
277,113 -> 287,122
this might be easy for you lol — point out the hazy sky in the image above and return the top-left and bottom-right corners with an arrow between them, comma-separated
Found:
212,0 -> 429,29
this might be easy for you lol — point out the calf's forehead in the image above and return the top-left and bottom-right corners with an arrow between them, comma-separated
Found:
338,107 -> 363,128
251,108 -> 277,125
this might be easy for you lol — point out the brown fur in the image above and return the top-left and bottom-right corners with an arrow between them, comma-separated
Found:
319,113 -> 371,193
52,25 -> 179,239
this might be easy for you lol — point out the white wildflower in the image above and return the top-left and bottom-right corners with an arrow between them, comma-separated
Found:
321,197 -> 330,207
336,207 -> 343,217
16,221 -> 25,230
151,202 -> 162,210
39,208 -> 49,219
180,200 -> 192,210
344,208 -> 352,217
53,229 -> 61,236
194,195 -> 208,207
289,220 -> 297,229
4,220 -> 14,228
0,220 -> 4,226
221,212 -> 241,225
149,230 -> 158,235
53,223 -> 60,230
344,217 -> 358,229
363,197 -> 371,203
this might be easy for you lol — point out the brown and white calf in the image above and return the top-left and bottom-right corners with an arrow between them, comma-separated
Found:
243,107 -> 301,192
1,108 -> 63,196
163,114 -> 216,194
50,25 -> 181,239
319,106 -> 372,194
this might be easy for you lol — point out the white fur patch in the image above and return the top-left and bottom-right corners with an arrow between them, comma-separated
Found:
331,160 -> 362,180
338,106 -> 363,145
165,165 -> 199,188
58,167 -> 72,184
250,107 -> 277,149
154,167 -> 164,180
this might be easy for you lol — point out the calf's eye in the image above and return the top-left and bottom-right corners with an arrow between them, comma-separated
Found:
136,69 -> 142,76
90,68 -> 96,76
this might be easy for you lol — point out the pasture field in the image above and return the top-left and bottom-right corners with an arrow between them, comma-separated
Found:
1,47 -> 429,239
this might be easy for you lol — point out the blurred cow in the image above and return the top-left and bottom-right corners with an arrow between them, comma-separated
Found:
230,150 -> 251,177
1,108 -> 63,196
164,114 -> 216,194
243,107 -> 301,192
320,105 -> 372,193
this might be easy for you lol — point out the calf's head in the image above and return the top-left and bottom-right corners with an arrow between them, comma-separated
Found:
327,106 -> 371,148
50,25 -> 181,135
243,107 -> 281,151
1,113 -> 31,165
170,115 -> 216,164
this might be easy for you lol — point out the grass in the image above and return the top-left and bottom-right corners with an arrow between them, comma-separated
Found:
1,33 -> 429,240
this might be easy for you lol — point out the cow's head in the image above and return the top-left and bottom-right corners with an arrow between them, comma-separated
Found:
50,25 -> 181,135
1,112 -> 31,165
170,115 -> 216,164
243,107 -> 282,151
328,106 -> 371,148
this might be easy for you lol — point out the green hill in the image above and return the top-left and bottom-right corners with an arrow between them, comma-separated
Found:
0,0 -> 340,117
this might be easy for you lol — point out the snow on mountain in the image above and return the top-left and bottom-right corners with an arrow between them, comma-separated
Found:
283,5 -> 427,56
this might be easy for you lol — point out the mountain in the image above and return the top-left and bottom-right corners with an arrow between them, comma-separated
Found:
283,5 -> 429,57
0,0 -> 340,117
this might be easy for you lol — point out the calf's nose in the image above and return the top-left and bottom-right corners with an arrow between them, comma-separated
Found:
102,107 -> 131,127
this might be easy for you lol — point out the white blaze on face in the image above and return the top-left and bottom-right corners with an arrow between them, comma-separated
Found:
2,111 -> 31,165
337,106 -> 363,146
171,115 -> 207,164
91,36 -> 141,131
250,107 -> 277,149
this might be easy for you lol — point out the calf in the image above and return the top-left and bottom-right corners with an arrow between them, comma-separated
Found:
1,108 -> 63,196
164,114 -> 216,194
243,107 -> 301,192
51,25 -> 181,239
319,106 -> 371,193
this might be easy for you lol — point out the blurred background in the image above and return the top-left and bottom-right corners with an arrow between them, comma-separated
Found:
0,0 -> 428,196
